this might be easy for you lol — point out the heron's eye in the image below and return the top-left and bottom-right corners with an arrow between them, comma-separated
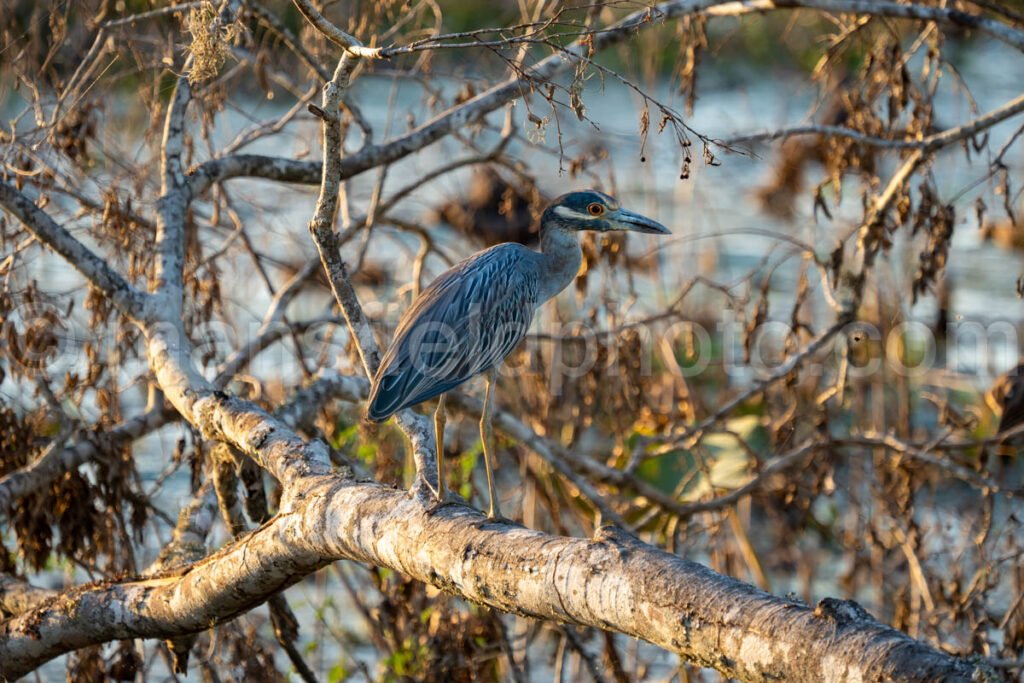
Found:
587,203 -> 604,216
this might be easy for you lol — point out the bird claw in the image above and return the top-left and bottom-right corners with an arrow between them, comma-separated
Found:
475,510 -> 516,527
426,498 -> 457,516
411,477 -> 446,505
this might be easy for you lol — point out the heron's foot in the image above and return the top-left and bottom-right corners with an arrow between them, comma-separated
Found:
412,475 -> 447,504
428,480 -> 449,503
426,496 -> 459,516
475,507 -> 516,527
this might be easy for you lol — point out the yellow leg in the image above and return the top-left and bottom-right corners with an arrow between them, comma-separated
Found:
479,369 -> 501,519
433,394 -> 447,502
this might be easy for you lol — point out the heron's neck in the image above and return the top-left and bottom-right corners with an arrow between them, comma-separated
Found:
536,223 -> 583,303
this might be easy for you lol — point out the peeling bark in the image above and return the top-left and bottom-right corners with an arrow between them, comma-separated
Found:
0,578 -> 56,619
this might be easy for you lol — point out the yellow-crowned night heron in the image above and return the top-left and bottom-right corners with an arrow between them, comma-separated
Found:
366,190 -> 670,518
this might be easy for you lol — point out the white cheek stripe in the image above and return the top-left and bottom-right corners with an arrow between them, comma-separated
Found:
553,206 -> 592,221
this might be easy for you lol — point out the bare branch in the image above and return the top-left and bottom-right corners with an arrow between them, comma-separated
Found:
0,181 -> 151,318
0,402 -> 174,517
189,0 -> 713,194
153,72 -> 192,314
189,0 -> 1024,195
306,54 -> 381,378
290,0 -> 384,58
246,1 -> 331,81
144,320 -> 331,485
298,20 -> 445,490
727,92 -> 1024,149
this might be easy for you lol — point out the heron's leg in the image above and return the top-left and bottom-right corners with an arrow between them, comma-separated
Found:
433,393 -> 447,502
479,368 -> 501,519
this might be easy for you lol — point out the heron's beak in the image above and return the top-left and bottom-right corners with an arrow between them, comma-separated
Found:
612,207 -> 671,235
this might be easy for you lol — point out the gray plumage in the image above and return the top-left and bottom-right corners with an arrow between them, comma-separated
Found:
366,244 -> 539,421
366,189 -> 670,424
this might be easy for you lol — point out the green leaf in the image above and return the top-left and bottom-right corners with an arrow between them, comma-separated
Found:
328,662 -> 348,683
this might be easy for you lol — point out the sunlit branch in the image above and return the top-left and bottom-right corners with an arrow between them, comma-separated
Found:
0,475 -> 977,681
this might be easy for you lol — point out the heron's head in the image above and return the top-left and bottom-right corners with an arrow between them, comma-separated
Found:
542,190 -> 670,235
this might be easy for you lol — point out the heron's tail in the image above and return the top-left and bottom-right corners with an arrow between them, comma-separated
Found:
365,371 -> 404,422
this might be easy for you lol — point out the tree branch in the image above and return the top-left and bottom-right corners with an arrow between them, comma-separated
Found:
144,320 -> 331,486
709,0 -> 1024,52
187,0 -> 711,195
0,476 -> 980,681
301,25 -> 443,491
188,0 -> 1024,196
187,154 -> 321,194
0,181 -> 151,319
726,92 -> 1024,150
0,402 -> 174,517
153,67 -> 191,319
290,0 -> 383,58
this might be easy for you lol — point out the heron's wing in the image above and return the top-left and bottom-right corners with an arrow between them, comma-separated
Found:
367,245 -> 538,420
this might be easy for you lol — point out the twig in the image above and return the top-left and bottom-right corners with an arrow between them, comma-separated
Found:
301,14 -> 441,491
642,319 -> 851,461
725,93 -> 1024,149
0,182 -> 151,319
290,0 -> 383,58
